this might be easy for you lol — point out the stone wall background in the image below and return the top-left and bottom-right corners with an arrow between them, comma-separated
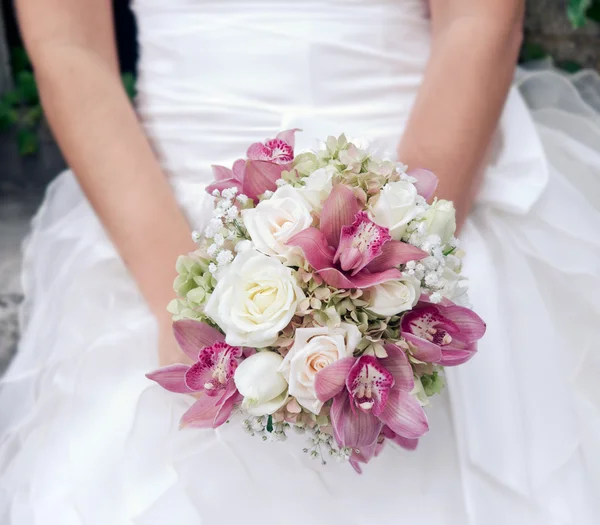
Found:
0,0 -> 599,375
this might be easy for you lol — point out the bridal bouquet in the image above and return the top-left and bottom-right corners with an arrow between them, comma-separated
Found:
147,130 -> 486,472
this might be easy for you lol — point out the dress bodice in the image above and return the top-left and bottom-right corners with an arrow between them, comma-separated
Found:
131,0 -> 432,183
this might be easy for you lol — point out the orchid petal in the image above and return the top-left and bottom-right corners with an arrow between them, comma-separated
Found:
381,344 -> 415,392
408,169 -> 438,201
232,159 -> 246,179
214,390 -> 242,427
146,364 -> 192,393
205,179 -> 242,196
382,426 -> 419,450
330,390 -> 383,449
243,159 -> 285,201
211,165 -> 234,181
184,363 -> 213,392
401,332 -> 442,363
286,227 -> 335,270
346,356 -> 394,417
246,142 -> 272,161
334,211 -> 391,275
318,267 -> 403,289
315,357 -> 356,402
276,128 -> 299,149
365,241 -> 428,273
379,388 -> 429,439
320,184 -> 361,247
441,305 -> 486,343
440,344 -> 477,366
350,441 -> 378,473
180,395 -> 221,429
173,320 -> 225,360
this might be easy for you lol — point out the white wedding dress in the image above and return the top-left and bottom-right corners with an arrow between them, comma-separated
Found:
2,1 -> 600,523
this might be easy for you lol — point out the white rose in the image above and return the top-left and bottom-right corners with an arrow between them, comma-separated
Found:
370,181 -> 419,240
205,249 -> 305,348
424,199 -> 456,244
365,275 -> 421,317
235,351 -> 289,416
242,186 -> 313,264
278,323 -> 361,415
298,166 -> 336,211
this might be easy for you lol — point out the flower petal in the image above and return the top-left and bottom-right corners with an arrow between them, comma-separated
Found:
276,128 -> 299,149
379,388 -> 429,439
365,240 -> 428,273
381,344 -> 415,392
401,332 -> 442,363
214,390 -> 242,427
211,165 -> 234,181
205,179 -> 242,196
320,184 -> 361,247
408,168 -> 438,201
146,364 -> 192,393
330,390 -> 383,449
346,356 -> 394,417
440,343 -> 477,366
243,159 -> 285,201
315,357 -> 356,402
286,227 -> 335,271
441,305 -> 486,343
382,426 -> 419,450
318,267 -> 404,289
180,395 -> 221,429
173,320 -> 225,360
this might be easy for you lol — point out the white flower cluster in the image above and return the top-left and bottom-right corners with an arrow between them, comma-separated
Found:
200,187 -> 250,274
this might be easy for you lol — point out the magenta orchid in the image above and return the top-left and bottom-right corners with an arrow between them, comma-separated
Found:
146,320 -> 243,429
315,344 -> 428,472
401,295 -> 486,366
205,129 -> 297,201
287,184 -> 428,289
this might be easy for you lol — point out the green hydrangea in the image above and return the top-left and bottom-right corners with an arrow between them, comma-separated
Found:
421,370 -> 446,397
169,251 -> 216,320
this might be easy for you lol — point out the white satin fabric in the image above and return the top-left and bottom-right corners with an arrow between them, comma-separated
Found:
2,1 -> 600,524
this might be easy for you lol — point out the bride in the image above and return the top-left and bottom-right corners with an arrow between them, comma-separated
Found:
1,0 -> 599,523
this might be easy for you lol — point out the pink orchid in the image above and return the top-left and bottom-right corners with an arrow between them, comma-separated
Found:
205,129 -> 297,201
146,320 -> 243,429
287,184 -> 428,289
407,168 -> 438,201
315,344 -> 429,472
401,295 -> 486,366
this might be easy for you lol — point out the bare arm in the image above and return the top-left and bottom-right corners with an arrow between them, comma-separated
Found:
398,0 -> 524,228
17,0 -> 195,364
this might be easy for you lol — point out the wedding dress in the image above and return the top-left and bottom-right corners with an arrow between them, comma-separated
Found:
1,1 -> 600,523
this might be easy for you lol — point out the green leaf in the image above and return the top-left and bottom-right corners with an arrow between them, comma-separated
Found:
587,0 -> 600,22
2,90 -> 20,107
518,41 -> 547,63
567,0 -> 592,28
16,71 -> 39,105
17,128 -> 39,156
0,102 -> 19,131
121,72 -> 137,100
22,106 -> 43,127
266,415 -> 273,433
10,47 -> 31,74
557,60 -> 583,73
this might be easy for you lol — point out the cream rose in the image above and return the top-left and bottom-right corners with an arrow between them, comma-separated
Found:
278,323 -> 361,414
235,351 -> 289,416
424,199 -> 456,244
369,180 -> 419,240
364,275 -> 421,317
205,249 -> 305,348
242,186 -> 313,264
298,166 -> 336,211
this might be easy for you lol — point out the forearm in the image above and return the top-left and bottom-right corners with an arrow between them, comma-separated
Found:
33,48 -> 195,318
398,5 -> 523,228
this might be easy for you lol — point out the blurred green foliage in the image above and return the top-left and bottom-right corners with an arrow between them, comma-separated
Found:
568,0 -> 600,27
0,47 -> 137,156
